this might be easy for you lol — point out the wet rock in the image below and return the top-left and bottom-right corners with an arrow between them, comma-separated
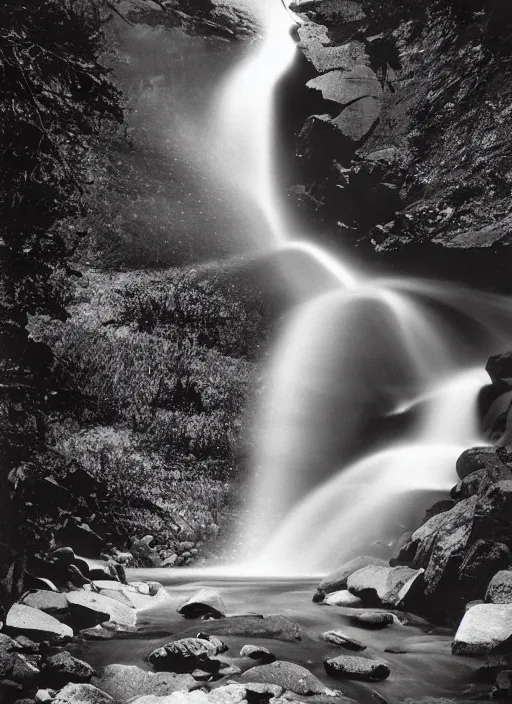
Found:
321,630 -> 366,651
177,588 -> 226,619
324,654 -> 390,681
456,447 -> 506,480
54,683 -> 113,704
44,652 -> 94,685
307,65 -> 382,106
240,661 -> 337,696
322,590 -> 362,607
148,637 -> 224,673
346,565 -> 424,609
315,556 -> 387,599
486,571 -> 512,604
66,592 -> 136,630
20,591 -> 69,617
350,612 -> 394,629
487,351 -> 512,390
452,464 -> 512,500
459,541 -> 512,601
239,645 -> 276,662
331,97 -> 381,144
5,604 -> 73,642
94,664 -> 195,699
472,480 -> 512,544
10,652 -> 41,687
452,603 -> 512,655
184,615 -> 302,642
0,645 -> 16,678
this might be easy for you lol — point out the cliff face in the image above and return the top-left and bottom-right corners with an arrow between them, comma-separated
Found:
292,0 -> 512,288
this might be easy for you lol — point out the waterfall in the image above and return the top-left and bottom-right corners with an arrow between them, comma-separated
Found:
208,1 -> 512,574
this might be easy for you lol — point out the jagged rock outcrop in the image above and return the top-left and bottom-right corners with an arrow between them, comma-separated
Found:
292,0 -> 512,288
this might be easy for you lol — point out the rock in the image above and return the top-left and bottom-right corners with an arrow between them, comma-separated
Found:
94,664 -> 195,700
494,669 -> 512,698
161,554 -> 178,568
350,612 -> 394,629
456,447 -> 507,480
321,630 -> 366,651
452,464 -> 512,500
5,604 -> 73,642
472,480 -> 512,544
298,23 -> 369,74
54,683 -> 113,704
315,556 -> 388,598
459,541 -> 512,601
0,645 -> 16,679
21,591 -> 69,616
239,645 -> 275,663
307,66 -> 382,106
324,654 -> 390,681
240,661 -> 337,696
183,615 -> 302,642
191,669 -> 212,681
452,603 -> 512,655
218,664 -> 241,677
486,570 -> 512,604
332,97 -> 381,144
322,590 -> 362,607
147,637 -> 225,673
36,690 -> 56,703
487,351 -> 512,390
44,652 -> 94,685
10,652 -> 41,687
66,592 -> 136,630
130,538 -> 161,568
347,565 -> 424,609
177,588 -> 226,619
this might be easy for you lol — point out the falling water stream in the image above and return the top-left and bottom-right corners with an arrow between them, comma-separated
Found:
84,5 -> 512,700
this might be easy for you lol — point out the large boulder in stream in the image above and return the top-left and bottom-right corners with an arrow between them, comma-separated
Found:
455,447 -> 509,480
180,614 -> 302,642
452,603 -> 512,654
5,604 -> 73,642
346,564 -> 424,609
239,660 -> 337,696
66,591 -> 136,630
324,654 -> 390,681
148,637 -> 226,672
314,556 -> 387,600
321,630 -> 367,651
94,664 -> 196,700
321,590 -> 362,607
20,590 -> 69,616
177,588 -> 226,619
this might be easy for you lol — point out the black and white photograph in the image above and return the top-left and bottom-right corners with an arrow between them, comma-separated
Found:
2,0 -> 512,702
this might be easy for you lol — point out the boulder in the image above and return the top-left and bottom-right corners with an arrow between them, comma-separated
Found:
183,615 -> 302,642
315,556 -> 387,598
331,97 -> 381,144
452,464 -> 512,500
324,654 -> 390,681
177,588 -> 226,619
239,661 -> 337,696
458,541 -> 511,601
452,603 -> 512,655
54,683 -> 113,704
66,592 -> 136,630
10,652 -> 41,687
487,351 -> 512,389
44,652 -> 94,685
148,637 -> 224,673
472,480 -> 512,543
322,590 -> 361,607
56,520 -> 104,559
307,66 -> 382,106
456,447 -> 507,480
486,570 -> 512,604
321,630 -> 366,651
94,664 -> 195,700
5,604 -> 73,642
20,591 -> 69,616
350,612 -> 394,629
239,645 -> 275,663
346,565 -> 423,609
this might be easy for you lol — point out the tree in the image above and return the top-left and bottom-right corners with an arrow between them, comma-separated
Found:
0,0 -> 124,611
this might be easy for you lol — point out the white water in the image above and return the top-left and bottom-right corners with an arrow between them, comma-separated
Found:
208,1 -> 512,574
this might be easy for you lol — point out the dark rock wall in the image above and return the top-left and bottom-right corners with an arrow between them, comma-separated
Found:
291,0 -> 512,288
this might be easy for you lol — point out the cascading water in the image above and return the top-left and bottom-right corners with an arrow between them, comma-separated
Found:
208,1 -> 512,574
